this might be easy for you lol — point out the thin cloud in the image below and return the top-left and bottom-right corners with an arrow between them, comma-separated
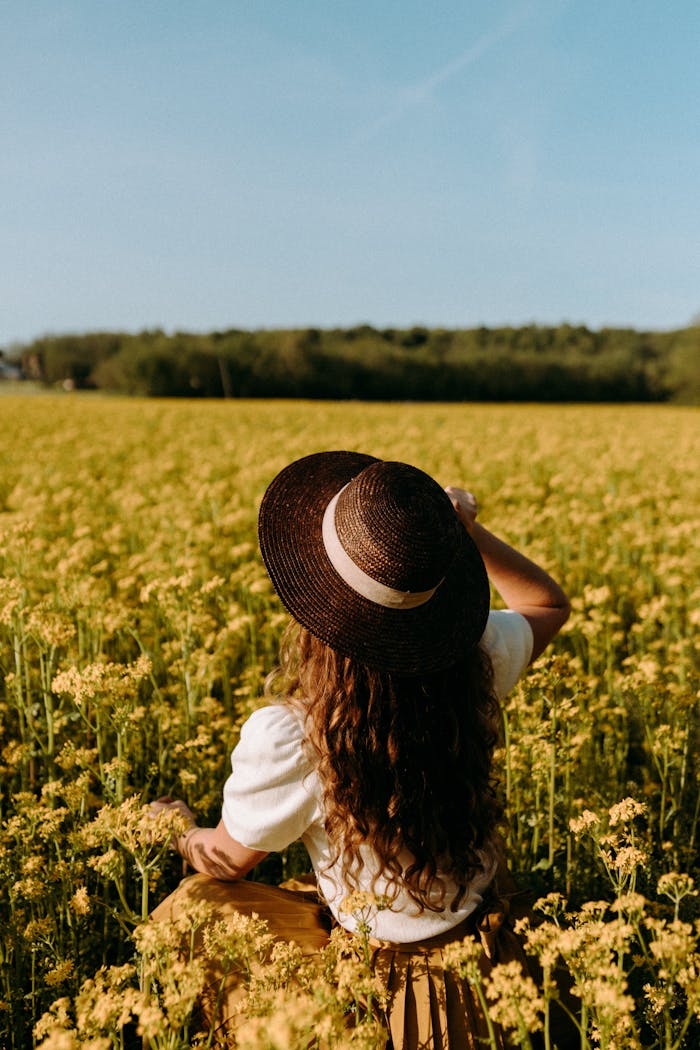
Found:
351,3 -> 536,146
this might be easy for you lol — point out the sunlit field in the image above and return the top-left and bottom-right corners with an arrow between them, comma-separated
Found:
1,396 -> 698,1049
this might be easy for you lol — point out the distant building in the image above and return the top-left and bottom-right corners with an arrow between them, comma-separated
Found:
0,353 -> 23,381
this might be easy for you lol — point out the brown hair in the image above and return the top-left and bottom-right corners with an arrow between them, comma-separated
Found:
270,622 -> 502,912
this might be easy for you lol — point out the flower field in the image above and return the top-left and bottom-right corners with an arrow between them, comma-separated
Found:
0,395 -> 698,1049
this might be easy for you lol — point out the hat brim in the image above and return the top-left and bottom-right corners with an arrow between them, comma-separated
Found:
258,451 -> 490,675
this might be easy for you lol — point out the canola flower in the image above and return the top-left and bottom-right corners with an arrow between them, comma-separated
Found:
0,396 -> 698,1048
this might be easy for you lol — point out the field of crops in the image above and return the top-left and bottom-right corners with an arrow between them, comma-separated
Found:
1,395 -> 698,1049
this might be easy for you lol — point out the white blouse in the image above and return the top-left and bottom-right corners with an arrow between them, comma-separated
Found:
222,609 -> 533,942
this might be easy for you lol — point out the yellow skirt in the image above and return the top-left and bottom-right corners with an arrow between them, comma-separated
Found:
150,869 -> 579,1049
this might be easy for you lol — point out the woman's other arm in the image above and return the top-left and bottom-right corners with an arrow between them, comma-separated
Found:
445,487 -> 570,661
150,798 -> 268,879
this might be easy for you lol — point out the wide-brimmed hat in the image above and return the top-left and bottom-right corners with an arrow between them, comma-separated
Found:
257,451 -> 490,674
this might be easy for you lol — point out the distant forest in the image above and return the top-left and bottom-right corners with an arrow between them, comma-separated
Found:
11,323 -> 700,402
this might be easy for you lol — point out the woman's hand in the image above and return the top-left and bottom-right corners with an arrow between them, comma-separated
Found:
444,486 -> 478,533
149,797 -> 268,879
149,796 -> 198,854
150,796 -> 197,828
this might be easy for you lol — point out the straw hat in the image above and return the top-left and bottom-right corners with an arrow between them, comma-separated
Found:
258,451 -> 490,674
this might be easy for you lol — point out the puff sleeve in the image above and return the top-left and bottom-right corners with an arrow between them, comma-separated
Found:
221,705 -> 321,852
480,609 -> 534,700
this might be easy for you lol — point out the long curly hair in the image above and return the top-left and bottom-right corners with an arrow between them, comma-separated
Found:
270,621 -> 502,913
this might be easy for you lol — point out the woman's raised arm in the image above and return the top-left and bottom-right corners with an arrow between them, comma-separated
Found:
445,486 -> 570,661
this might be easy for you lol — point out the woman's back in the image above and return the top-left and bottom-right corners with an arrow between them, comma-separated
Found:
221,609 -> 535,941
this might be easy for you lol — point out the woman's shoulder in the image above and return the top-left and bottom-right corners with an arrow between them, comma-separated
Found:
242,702 -> 305,733
238,702 -> 306,750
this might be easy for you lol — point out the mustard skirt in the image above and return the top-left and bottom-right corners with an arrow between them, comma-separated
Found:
150,870 -> 579,1049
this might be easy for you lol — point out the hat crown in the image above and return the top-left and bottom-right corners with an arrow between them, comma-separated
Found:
258,450 -> 490,674
334,461 -> 459,593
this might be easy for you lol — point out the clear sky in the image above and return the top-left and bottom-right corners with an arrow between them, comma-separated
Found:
2,0 -> 700,347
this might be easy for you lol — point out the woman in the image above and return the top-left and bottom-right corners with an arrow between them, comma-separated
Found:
152,452 -> 574,1046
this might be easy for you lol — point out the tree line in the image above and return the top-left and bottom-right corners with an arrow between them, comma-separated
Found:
11,323 -> 700,402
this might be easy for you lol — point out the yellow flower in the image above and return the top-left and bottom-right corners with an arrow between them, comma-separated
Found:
486,960 -> 544,1033
69,887 -> 91,916
569,810 -> 600,835
45,960 -> 75,988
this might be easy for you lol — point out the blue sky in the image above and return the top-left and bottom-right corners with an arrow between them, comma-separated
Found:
2,1 -> 699,347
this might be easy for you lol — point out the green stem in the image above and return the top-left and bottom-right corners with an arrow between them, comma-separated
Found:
12,632 -> 30,792
471,977 -> 500,1050
517,1022 -> 534,1050
41,652 -> 56,775
116,731 -> 124,804
542,967 -> 551,1050
580,1004 -> 590,1049
138,860 -> 150,923
660,747 -> 668,838
548,705 -> 557,868
532,780 -> 541,860
502,706 -> 513,855
109,867 -> 140,927
670,1006 -> 695,1050
687,775 -> 700,861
